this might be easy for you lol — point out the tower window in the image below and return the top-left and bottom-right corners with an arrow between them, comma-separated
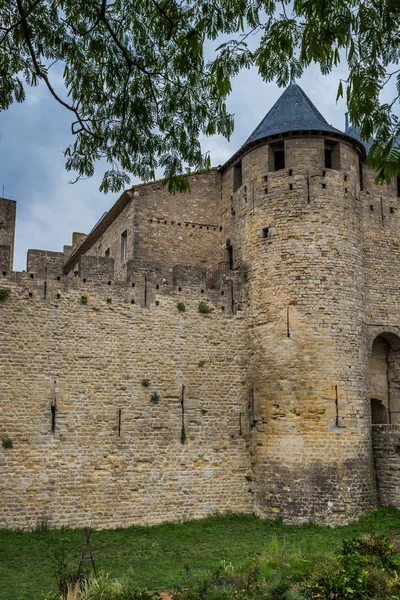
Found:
324,141 -> 340,169
105,248 -> 110,257
324,148 -> 332,169
273,147 -> 285,171
233,162 -> 242,192
121,230 -> 128,263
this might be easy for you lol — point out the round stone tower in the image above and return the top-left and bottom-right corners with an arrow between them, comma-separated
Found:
221,82 -> 377,524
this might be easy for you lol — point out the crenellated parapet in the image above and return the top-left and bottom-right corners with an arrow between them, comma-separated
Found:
0,258 -> 246,315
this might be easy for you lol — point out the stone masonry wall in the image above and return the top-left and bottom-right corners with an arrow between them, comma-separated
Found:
0,273 -> 251,530
221,138 -> 378,525
83,171 -> 223,282
372,425 -> 400,507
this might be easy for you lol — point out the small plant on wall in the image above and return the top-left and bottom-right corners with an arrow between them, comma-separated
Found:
181,425 -> 186,444
80,295 -> 88,305
177,301 -> 186,312
0,289 -> 10,302
141,379 -> 150,387
150,392 -> 160,404
198,301 -> 212,314
2,437 -> 13,449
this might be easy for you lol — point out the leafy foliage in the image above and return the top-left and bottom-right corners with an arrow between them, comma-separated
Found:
80,295 -> 88,305
177,302 -> 186,312
150,392 -> 160,404
1,437 -> 13,449
303,533 -> 400,600
141,379 -> 150,388
1,0 -> 399,192
198,301 -> 212,314
0,288 -> 10,302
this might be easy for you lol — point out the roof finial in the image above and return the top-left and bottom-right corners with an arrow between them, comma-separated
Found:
345,112 -> 349,131
291,76 -> 297,86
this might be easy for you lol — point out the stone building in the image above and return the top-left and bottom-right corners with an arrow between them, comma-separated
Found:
1,81 -> 400,530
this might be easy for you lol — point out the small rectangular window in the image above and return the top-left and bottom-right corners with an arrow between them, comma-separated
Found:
262,227 -> 270,238
233,162 -> 242,192
324,148 -> 332,169
105,248 -> 110,257
324,141 -> 340,169
273,148 -> 285,171
121,230 -> 128,263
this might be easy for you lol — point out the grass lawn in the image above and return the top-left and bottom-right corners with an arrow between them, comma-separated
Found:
1,507 -> 400,600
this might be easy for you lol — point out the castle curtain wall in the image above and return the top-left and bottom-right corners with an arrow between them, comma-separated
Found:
0,275 -> 251,530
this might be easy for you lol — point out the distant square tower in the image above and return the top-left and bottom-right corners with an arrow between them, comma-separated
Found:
0,197 -> 16,271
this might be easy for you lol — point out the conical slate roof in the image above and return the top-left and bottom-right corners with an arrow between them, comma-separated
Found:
345,124 -> 374,153
244,81 -> 343,145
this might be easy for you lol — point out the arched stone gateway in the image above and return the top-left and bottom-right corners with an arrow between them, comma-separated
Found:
369,333 -> 400,425
370,332 -> 400,507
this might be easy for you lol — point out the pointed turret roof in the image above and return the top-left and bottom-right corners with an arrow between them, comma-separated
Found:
220,81 -> 366,172
245,81 -> 342,145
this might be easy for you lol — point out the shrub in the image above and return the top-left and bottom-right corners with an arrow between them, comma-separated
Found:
177,301 -> 186,312
341,533 -> 396,569
0,288 -> 10,302
198,360 -> 206,368
150,392 -> 160,404
80,295 -> 88,305
303,533 -> 400,600
198,301 -> 212,314
141,379 -> 150,388
2,437 -> 13,449
80,573 -> 159,600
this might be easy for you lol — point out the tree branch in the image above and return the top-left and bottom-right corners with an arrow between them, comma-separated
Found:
0,0 -> 43,45
16,0 -> 101,140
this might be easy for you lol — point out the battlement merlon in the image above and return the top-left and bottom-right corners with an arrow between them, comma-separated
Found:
0,197 -> 16,271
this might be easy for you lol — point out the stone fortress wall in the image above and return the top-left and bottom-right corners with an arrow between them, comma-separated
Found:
1,83 -> 400,530
0,265 -> 251,530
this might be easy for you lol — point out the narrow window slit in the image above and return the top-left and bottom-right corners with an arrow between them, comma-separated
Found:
118,409 -> 122,437
51,401 -> 56,433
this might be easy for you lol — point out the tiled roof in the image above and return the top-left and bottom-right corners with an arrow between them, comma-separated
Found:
345,125 -> 374,154
244,81 -> 343,145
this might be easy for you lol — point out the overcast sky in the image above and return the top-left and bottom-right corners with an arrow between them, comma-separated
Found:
0,57 -> 382,271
